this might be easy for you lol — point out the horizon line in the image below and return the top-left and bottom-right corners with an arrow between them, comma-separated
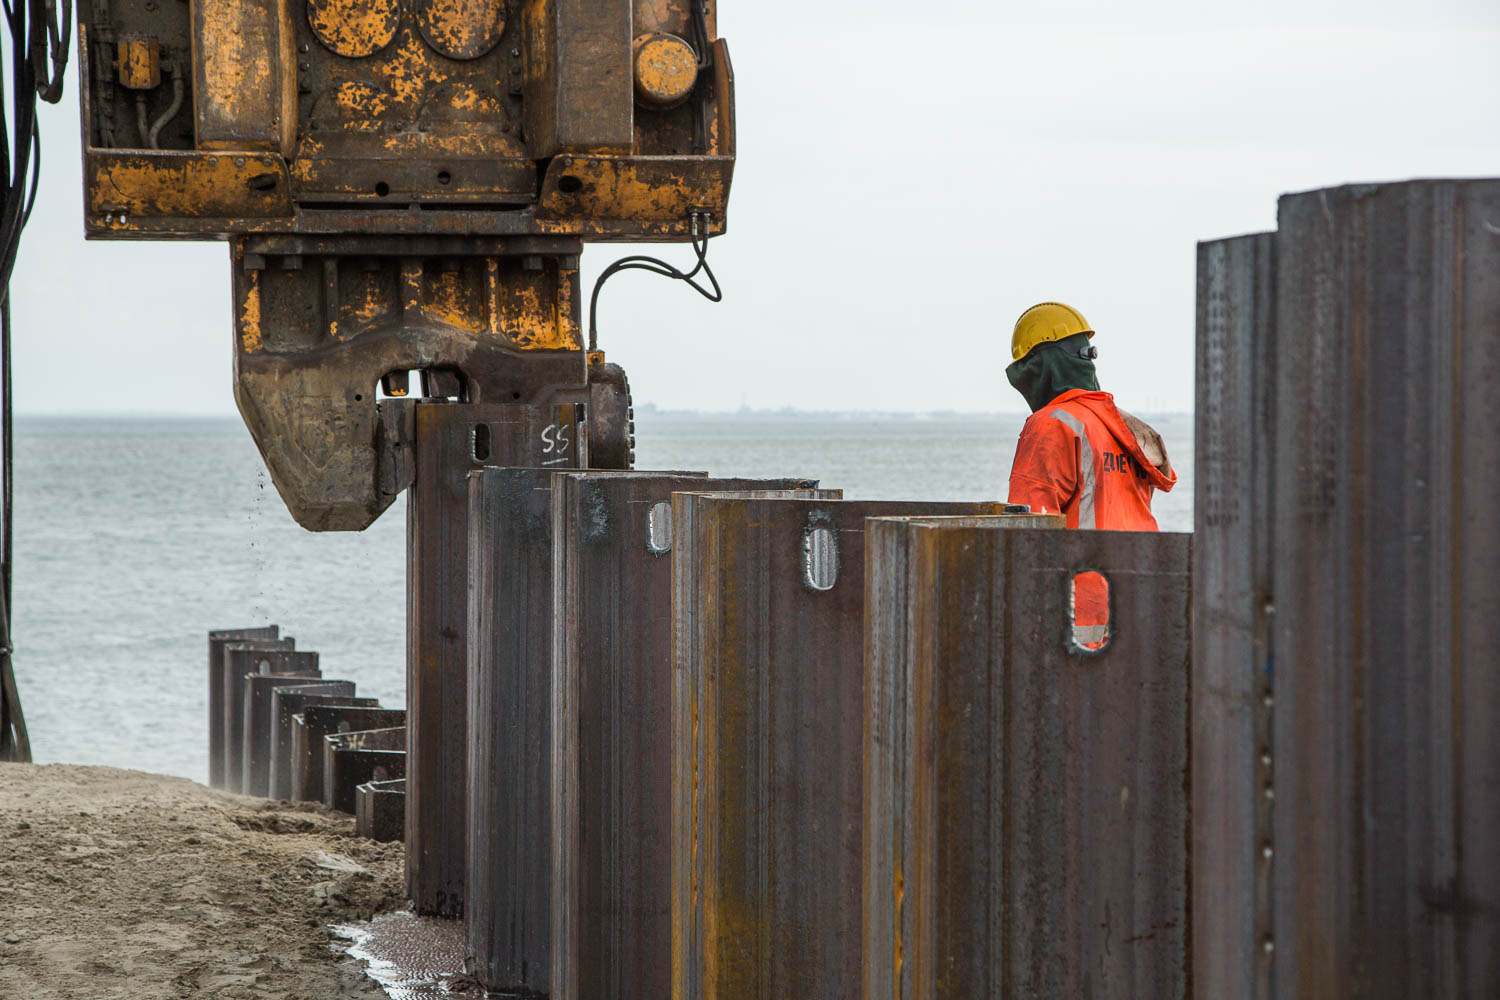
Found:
15,406 -> 1194,420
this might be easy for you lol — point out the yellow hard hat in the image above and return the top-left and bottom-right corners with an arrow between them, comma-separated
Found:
1011,302 -> 1094,361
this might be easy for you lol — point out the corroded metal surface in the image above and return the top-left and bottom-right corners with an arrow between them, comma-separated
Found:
268,684 -> 374,800
228,251 -> 638,531
670,495 -> 1006,1000
356,778 -> 407,844
207,626 -> 280,789
1267,180 -> 1500,998
78,0 -> 733,237
79,0 -> 717,534
291,705 -> 406,805
241,672 -> 331,797
1193,232 -> 1277,1000
464,468 -> 710,993
548,476 -> 819,1000
465,466 -> 577,991
324,726 -> 407,813
864,519 -> 1187,1000
220,643 -> 312,793
408,405 -> 582,919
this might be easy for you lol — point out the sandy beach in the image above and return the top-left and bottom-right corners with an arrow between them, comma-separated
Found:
0,763 -> 406,999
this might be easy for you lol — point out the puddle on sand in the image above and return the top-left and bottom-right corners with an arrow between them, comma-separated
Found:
331,909 -> 482,998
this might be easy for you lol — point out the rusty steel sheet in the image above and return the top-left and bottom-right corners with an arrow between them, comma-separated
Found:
291,706 -> 407,805
1193,231 -> 1278,1000
670,495 -> 1007,1000
240,672 -> 330,797
408,403 -> 582,919
214,636 -> 292,788
466,467 -> 706,994
548,475 -> 822,1000
323,727 -> 407,814
221,644 -> 312,794
356,778 -> 407,843
206,626 -> 280,788
466,466 -> 578,990
268,685 -> 376,801
1265,180 -> 1500,998
862,519 -> 1188,1000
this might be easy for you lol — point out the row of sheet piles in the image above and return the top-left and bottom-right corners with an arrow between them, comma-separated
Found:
670,498 -> 1192,999
861,518 -> 1190,999
406,402 -> 585,918
461,466 -> 1152,998
1193,179 -> 1500,998
205,626 -> 406,836
465,471 -> 833,995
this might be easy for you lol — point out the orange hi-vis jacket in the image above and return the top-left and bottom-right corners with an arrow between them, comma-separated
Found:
1008,389 -> 1177,643
1007,389 -> 1177,531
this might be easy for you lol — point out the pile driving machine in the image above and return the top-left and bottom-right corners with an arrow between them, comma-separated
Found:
77,0 -> 734,529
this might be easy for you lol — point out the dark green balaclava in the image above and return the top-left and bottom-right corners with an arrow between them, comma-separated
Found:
1005,332 -> 1100,412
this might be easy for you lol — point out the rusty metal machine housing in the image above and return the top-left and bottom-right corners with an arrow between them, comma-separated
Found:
78,0 -> 734,529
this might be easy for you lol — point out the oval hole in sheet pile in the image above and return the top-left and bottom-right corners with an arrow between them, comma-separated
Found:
471,423 -> 491,463
646,501 -> 672,555
1070,570 -> 1111,651
803,526 -> 838,591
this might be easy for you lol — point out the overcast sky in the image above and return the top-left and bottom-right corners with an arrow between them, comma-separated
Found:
10,0 -> 1500,415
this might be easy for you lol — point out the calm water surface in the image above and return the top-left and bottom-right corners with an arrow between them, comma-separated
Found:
13,411 -> 1192,781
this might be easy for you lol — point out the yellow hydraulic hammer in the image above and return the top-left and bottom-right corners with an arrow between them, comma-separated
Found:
77,0 -> 734,529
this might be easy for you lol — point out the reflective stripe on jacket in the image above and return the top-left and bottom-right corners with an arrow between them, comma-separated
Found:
1006,389 -> 1177,531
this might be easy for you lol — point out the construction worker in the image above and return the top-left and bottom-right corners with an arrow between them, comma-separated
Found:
1005,302 -> 1176,644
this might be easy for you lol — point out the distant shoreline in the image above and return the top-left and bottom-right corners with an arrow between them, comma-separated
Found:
16,408 -> 1193,423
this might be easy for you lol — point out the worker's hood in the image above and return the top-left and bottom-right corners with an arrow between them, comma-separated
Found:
1049,389 -> 1178,493
1005,333 -> 1100,413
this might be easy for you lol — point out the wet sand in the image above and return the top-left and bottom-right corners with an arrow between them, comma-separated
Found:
0,763 -> 406,998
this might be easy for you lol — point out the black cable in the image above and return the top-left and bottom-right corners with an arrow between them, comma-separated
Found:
0,0 -> 68,763
587,212 -> 722,353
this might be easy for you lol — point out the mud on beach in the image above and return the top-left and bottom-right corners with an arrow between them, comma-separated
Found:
0,763 -> 406,999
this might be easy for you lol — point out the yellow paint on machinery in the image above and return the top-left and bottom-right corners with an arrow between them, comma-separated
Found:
116,38 -> 161,91
191,0 -> 298,156
633,32 -> 698,108
306,0 -> 401,59
88,151 -> 292,221
415,0 -> 507,60
79,0 -> 736,530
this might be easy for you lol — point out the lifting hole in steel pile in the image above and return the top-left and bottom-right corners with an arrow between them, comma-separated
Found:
803,526 -> 838,591
472,424 -> 491,463
1069,570 -> 1111,652
374,181 -> 390,197
557,174 -> 583,194
646,501 -> 671,555
437,170 -> 452,185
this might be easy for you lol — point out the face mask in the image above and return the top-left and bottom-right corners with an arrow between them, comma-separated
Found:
1005,333 -> 1100,412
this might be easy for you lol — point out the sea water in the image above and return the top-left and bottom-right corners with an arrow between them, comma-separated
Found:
13,411 -> 1192,782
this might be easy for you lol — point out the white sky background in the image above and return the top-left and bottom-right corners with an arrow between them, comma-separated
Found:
9,0 -> 1500,415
